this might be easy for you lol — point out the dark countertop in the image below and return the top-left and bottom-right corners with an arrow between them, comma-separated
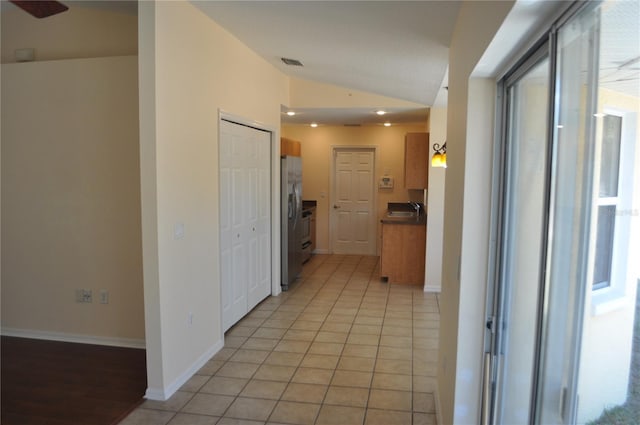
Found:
381,214 -> 427,225
302,200 -> 317,211
381,201 -> 426,225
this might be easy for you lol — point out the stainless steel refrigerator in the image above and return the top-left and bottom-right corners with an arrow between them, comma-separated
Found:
281,155 -> 303,290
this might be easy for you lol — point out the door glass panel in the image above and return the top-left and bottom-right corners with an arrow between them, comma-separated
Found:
577,0 -> 640,423
536,5 -> 600,424
494,55 -> 549,424
537,1 -> 640,423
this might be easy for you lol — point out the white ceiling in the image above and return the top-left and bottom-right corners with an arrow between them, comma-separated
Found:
192,1 -> 461,126
4,0 -> 458,126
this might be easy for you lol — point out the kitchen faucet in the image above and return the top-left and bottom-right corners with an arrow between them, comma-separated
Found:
409,201 -> 421,215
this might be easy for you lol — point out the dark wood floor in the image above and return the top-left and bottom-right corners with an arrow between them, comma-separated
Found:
1,336 -> 147,425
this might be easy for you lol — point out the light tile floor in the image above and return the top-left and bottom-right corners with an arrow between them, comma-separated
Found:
121,254 -> 439,425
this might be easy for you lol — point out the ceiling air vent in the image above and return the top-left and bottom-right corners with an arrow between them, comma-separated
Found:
281,57 -> 304,67
344,124 -> 361,127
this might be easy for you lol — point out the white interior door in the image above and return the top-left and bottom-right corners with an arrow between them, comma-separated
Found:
247,126 -> 271,310
220,119 -> 271,332
331,148 -> 376,255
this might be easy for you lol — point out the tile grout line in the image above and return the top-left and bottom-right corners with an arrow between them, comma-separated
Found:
130,255 -> 437,424
262,253 -> 331,424
306,256 -> 369,425
363,255 -> 392,425
266,254 -> 359,425
313,255 -> 379,425
189,256 -> 329,422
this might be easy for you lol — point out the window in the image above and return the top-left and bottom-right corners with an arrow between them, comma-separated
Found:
592,114 -> 622,290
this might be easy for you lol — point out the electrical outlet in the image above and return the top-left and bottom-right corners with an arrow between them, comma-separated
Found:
99,290 -> 109,304
76,289 -> 92,303
82,289 -> 92,303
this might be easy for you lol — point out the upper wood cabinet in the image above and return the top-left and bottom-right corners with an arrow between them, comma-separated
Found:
281,137 -> 301,157
404,132 -> 429,189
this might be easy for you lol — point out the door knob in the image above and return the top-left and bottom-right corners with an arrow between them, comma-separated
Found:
333,205 -> 340,209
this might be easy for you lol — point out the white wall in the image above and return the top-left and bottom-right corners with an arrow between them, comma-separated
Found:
438,2 -> 515,424
138,1 -> 289,400
426,105 -> 447,292
1,5 -> 137,63
1,56 -> 144,345
455,78 -> 497,422
289,77 -> 425,109
1,0 -> 142,346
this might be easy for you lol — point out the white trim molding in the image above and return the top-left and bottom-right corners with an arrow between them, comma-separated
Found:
144,337 -> 224,401
1,327 -> 146,349
424,283 -> 442,293
435,387 -> 443,425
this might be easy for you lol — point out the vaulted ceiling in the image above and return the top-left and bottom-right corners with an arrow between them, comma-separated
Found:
193,1 -> 461,125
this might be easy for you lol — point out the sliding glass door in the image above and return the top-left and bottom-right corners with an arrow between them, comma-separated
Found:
487,1 -> 639,424
490,47 -> 550,425
539,2 -> 639,423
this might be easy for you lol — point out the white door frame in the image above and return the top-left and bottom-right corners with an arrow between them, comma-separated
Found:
329,145 -> 378,255
218,110 -> 281,335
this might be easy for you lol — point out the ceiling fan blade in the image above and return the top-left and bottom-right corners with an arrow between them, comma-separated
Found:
9,1 -> 68,19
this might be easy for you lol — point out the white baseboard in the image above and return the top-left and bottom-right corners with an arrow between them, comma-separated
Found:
1,327 -> 145,349
144,338 -> 224,401
435,387 -> 443,425
424,283 -> 441,293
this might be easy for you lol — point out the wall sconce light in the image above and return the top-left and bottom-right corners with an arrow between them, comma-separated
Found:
432,142 -> 447,168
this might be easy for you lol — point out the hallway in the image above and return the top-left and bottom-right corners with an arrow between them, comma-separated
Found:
122,254 -> 439,424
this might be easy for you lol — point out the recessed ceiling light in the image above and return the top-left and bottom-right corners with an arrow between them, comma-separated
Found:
286,111 -> 296,116
310,123 -> 318,128
384,122 -> 391,127
376,110 -> 386,116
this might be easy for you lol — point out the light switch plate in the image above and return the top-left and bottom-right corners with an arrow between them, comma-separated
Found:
174,222 -> 185,240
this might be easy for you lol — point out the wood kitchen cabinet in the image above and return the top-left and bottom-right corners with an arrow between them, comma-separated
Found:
281,137 -> 301,157
404,132 -> 429,189
380,223 -> 426,284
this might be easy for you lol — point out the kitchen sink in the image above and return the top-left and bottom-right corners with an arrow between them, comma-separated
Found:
387,211 -> 417,217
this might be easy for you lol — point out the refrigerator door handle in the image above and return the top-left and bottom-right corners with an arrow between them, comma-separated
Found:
292,182 -> 297,224
288,192 -> 294,219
